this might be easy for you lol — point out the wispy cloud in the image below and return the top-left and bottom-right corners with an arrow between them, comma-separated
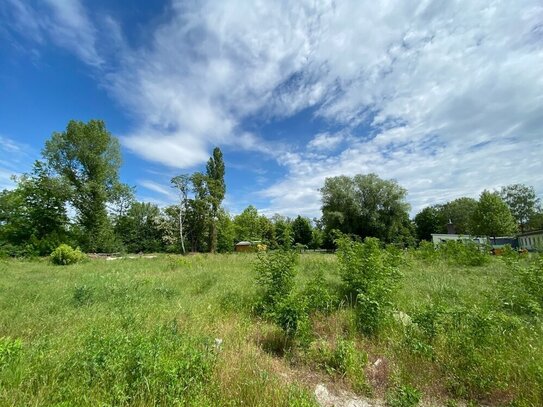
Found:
3,0 -> 542,216
0,136 -> 35,190
138,180 -> 177,201
2,0 -> 103,66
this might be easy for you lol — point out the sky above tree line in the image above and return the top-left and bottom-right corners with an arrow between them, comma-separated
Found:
1,0 -> 542,217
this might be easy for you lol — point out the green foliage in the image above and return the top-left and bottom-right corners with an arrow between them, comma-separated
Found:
471,190 -> 517,238
0,337 -> 22,370
416,240 -> 438,261
321,173 -> 410,243
186,172 -> 211,252
440,197 -> 478,235
206,147 -> 226,253
500,256 -> 543,316
438,241 -> 490,267
234,205 -> 262,243
255,249 -> 298,316
501,184 -> 540,232
336,236 -> 401,335
309,227 -> 324,249
386,385 -> 421,407
114,202 -> 164,253
414,206 -> 442,241
274,294 -> 310,340
306,339 -> 368,392
292,216 -> 313,246
43,119 -> 125,252
0,161 -> 69,256
69,324 -> 216,405
302,269 -> 336,314
50,244 -> 86,265
73,285 -> 94,307
216,209 -> 235,253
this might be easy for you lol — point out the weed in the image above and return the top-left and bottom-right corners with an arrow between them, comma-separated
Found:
302,268 -> 337,314
255,249 -> 298,316
336,236 -> 401,335
500,256 -> 543,316
0,337 -> 22,369
386,384 -> 421,407
438,241 -> 490,267
72,284 -> 93,306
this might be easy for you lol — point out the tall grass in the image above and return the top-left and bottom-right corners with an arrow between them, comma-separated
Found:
0,250 -> 541,406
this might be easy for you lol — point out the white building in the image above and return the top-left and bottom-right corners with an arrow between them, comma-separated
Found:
431,234 -> 489,246
518,230 -> 543,251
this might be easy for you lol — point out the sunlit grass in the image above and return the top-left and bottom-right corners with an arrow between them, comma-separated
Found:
0,252 -> 541,406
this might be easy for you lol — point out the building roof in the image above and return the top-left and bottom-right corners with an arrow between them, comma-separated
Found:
518,229 -> 543,237
235,240 -> 263,246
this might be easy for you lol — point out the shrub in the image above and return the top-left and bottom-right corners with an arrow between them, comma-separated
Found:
274,294 -> 311,342
306,338 -> 368,392
386,384 -> 421,407
67,324 -> 216,405
255,249 -> 298,316
336,236 -> 401,335
438,241 -> 489,267
415,240 -> 438,261
72,285 -> 94,307
302,269 -> 337,314
50,244 -> 86,265
500,256 -> 543,316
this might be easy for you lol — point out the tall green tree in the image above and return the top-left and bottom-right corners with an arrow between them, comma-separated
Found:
471,190 -> 517,240
234,205 -> 261,242
0,161 -> 69,255
414,206 -> 442,241
206,147 -> 225,253
43,120 -> 124,252
292,215 -> 312,246
186,172 -> 210,252
321,173 -> 410,243
439,197 -> 478,235
271,214 -> 292,249
114,202 -> 163,253
216,209 -> 235,253
171,174 -> 190,254
500,184 -> 541,232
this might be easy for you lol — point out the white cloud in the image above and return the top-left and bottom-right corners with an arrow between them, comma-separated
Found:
307,132 -> 344,151
2,0 -> 103,66
0,136 -> 35,190
4,0 -> 542,217
139,180 -> 177,201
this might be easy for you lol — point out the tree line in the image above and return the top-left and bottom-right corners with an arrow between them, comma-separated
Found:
1,119 -> 541,256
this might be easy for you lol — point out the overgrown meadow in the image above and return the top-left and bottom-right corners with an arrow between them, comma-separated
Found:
1,244 -> 542,406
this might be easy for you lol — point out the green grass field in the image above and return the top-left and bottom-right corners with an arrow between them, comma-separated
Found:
0,251 -> 542,406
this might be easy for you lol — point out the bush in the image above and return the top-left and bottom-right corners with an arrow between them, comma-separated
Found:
415,240 -> 438,261
406,303 -> 525,400
302,269 -> 337,314
336,236 -> 401,335
50,244 -> 86,265
500,256 -> 543,316
306,338 -> 368,392
66,324 -> 216,405
255,249 -> 298,316
274,294 -> 311,342
386,385 -> 421,407
438,241 -> 489,267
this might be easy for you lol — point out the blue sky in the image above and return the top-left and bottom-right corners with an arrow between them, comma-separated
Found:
1,0 -> 542,217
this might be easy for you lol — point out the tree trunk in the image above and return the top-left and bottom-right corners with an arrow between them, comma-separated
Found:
179,206 -> 185,255
210,216 -> 217,253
